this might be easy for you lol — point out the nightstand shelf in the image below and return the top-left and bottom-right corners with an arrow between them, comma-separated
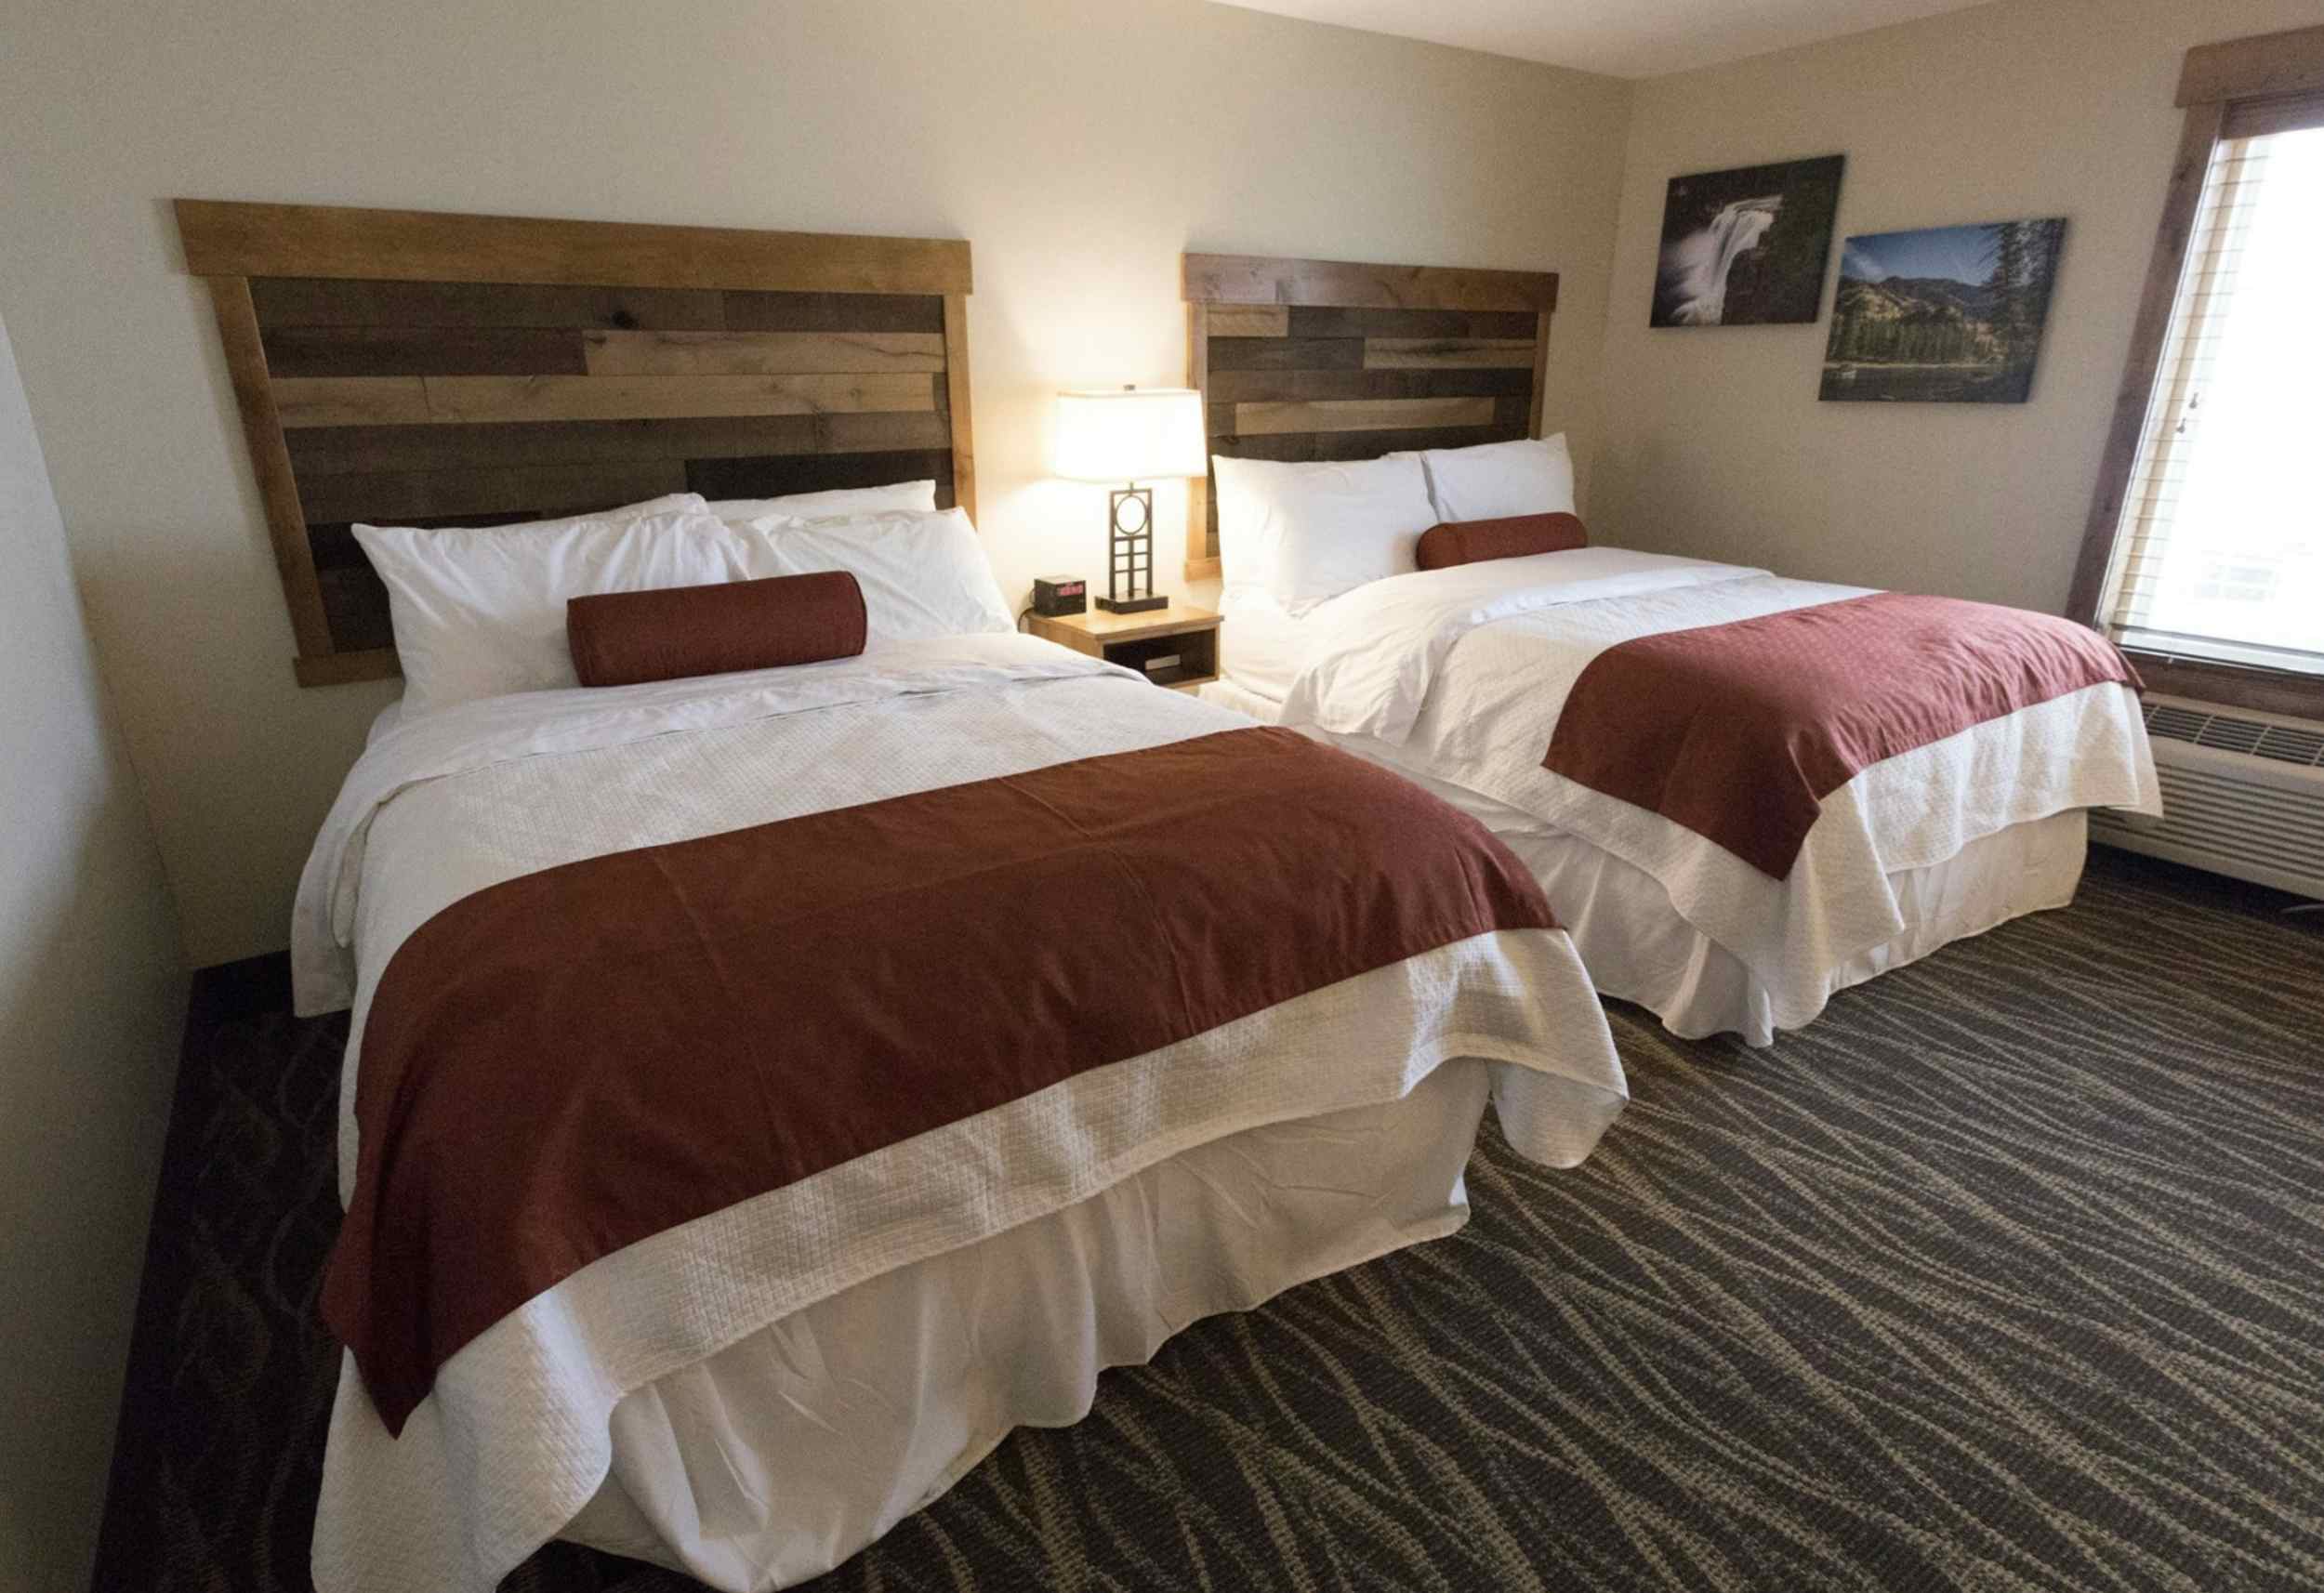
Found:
1026,603 -> 1222,692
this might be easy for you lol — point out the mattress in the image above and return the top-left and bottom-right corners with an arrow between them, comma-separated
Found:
1204,675 -> 2093,1044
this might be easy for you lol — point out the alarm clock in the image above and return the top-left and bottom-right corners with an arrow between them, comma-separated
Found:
1032,575 -> 1088,617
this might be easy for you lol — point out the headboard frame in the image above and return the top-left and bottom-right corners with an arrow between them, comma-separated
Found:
1182,252 -> 1557,580
178,200 -> 976,686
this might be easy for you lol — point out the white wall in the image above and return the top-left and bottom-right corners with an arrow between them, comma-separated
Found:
0,312 -> 190,1589
0,0 -> 1633,967
1592,0 -> 2324,612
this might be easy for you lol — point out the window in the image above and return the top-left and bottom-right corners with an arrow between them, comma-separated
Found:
2073,24 -> 2324,715
2101,113 -> 2324,673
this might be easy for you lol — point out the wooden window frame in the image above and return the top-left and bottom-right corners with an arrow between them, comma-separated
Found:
2067,22 -> 2324,718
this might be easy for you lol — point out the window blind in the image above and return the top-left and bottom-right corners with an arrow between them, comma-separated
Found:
2101,94 -> 2324,677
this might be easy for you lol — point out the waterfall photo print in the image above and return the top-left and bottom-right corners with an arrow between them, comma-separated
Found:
1821,219 -> 2068,402
1651,154 -> 1844,327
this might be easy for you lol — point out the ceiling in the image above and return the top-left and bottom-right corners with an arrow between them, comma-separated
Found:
1208,0 -> 1998,79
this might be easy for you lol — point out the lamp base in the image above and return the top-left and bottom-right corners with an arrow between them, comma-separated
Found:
1096,594 -> 1171,614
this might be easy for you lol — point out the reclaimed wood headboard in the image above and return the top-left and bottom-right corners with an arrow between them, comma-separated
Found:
176,200 -> 975,686
1181,252 -> 1559,581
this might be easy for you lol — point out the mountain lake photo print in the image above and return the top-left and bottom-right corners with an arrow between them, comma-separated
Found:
1821,218 -> 2067,402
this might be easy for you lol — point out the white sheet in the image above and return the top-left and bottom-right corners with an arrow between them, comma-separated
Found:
1220,556 -> 2159,1036
298,632 -> 1628,1593
1219,584 -> 1313,702
558,1059 -> 1493,1587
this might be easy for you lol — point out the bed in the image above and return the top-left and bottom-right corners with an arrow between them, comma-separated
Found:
1182,251 -> 2160,1046
179,204 -> 1629,1592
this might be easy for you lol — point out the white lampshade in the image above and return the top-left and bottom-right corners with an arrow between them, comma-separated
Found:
1053,387 -> 1207,483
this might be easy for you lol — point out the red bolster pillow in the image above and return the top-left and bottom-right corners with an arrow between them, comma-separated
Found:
1415,512 -> 1589,572
568,572 -> 867,688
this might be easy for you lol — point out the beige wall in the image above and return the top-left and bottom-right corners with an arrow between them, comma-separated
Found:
0,312 -> 189,1589
1592,0 -> 2323,612
0,0 -> 1632,967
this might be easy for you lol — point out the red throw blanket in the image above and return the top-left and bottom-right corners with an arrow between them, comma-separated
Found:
324,726 -> 1557,1433
1541,593 -> 2140,878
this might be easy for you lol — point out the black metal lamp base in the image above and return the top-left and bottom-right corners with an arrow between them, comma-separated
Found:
1101,484 -> 1169,615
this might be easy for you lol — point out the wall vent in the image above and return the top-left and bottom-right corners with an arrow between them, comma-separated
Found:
2092,696 -> 2324,901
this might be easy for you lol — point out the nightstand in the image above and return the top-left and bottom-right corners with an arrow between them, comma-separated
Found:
1025,603 -> 1221,692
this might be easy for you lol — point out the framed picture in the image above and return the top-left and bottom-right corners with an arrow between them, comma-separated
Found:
1821,218 -> 2068,403
1651,154 -> 1845,327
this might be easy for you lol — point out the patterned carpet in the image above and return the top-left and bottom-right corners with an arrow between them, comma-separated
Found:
91,848 -> 2324,1592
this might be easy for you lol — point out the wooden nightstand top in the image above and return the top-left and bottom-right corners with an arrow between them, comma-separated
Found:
1026,603 -> 1220,646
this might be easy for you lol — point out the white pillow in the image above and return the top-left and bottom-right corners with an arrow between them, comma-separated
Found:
355,501 -> 741,717
706,480 -> 938,521
1210,454 -> 1437,614
739,507 -> 1012,645
1416,434 -> 1576,523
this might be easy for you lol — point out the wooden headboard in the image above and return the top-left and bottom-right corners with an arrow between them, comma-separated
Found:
1182,252 -> 1559,580
178,200 -> 975,686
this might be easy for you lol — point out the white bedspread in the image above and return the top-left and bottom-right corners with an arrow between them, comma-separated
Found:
293,632 -> 1627,1593
1273,551 -> 2161,1000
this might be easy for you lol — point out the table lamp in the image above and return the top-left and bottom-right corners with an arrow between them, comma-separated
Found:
1053,386 -> 1207,613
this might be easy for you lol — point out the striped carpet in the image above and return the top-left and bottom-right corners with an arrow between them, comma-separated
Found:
91,848 -> 2324,1591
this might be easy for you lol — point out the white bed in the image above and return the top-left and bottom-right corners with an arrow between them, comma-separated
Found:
1206,548 -> 2159,1046
297,633 -> 1629,1593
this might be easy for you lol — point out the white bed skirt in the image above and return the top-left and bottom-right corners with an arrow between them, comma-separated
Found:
1203,677 -> 2091,1046
555,1059 -> 1496,1588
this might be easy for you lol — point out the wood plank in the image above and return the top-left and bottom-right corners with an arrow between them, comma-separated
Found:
1207,305 -> 1288,337
942,293 -> 977,523
271,376 -> 433,427
581,330 -> 945,375
272,371 -> 941,427
827,410 -> 956,454
1206,337 -> 1365,372
1231,397 -> 1496,437
1204,366 -> 1533,404
1287,307 -> 1536,339
1215,425 -> 1516,465
178,200 -> 973,295
1363,337 -> 1537,369
684,449 -> 954,505
295,647 -> 401,687
258,324 -> 588,377
2067,100 -> 2226,625
250,277 -> 728,331
316,564 -> 395,652
722,290 -> 945,334
204,275 -> 333,661
282,411 -> 945,473
294,460 -> 689,523
1185,252 -> 1556,313
1528,310 -> 1553,437
416,372 -> 939,424
284,415 -> 827,474
2176,20 -> 2324,105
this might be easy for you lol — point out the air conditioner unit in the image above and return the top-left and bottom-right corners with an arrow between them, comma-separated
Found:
2091,693 -> 2324,900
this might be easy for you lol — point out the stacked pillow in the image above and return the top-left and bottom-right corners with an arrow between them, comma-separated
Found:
733,506 -> 1014,643
1211,434 -> 1580,612
355,481 -> 1007,714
